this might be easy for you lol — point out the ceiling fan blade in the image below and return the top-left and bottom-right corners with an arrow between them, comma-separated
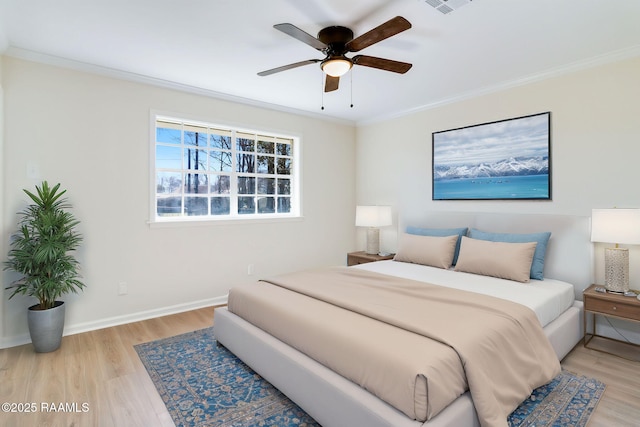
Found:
325,75 -> 339,92
346,16 -> 411,53
258,59 -> 321,76
352,55 -> 412,74
274,23 -> 327,50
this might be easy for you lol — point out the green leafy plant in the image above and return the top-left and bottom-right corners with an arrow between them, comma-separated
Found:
5,181 -> 84,310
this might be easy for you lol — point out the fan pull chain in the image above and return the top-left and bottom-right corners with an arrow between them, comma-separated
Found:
350,69 -> 354,108
321,72 -> 325,110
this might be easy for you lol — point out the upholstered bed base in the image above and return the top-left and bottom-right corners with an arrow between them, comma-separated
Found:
213,300 -> 582,427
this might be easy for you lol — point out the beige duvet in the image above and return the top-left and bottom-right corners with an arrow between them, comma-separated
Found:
227,266 -> 560,427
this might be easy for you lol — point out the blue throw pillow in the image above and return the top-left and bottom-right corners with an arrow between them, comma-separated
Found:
467,229 -> 551,280
406,227 -> 468,265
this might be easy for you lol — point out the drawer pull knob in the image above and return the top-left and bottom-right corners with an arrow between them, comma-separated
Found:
613,306 -> 617,310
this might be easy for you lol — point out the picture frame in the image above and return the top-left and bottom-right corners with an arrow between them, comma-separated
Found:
432,112 -> 551,200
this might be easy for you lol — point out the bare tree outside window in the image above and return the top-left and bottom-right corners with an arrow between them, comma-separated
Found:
154,117 -> 297,221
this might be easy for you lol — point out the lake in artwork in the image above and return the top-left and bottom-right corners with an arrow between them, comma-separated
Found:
433,174 -> 549,200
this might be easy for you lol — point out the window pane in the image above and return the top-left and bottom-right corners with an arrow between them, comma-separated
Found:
257,140 -> 274,154
157,196 -> 182,216
211,197 -> 230,215
210,133 -> 231,149
257,178 -> 275,195
209,151 -> 232,172
184,173 -> 208,194
277,178 -> 291,195
156,146 -> 182,169
278,197 -> 291,213
257,155 -> 274,174
237,153 -> 255,173
155,117 -> 297,221
238,197 -> 255,214
157,172 -> 182,194
276,142 -> 291,156
277,158 -> 291,175
210,175 -> 230,194
184,197 -> 208,216
258,197 -> 275,213
237,135 -> 255,152
156,126 -> 181,144
184,125 -> 207,146
238,177 -> 255,194
184,148 -> 206,171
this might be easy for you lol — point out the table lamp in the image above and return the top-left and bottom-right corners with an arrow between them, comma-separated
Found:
356,205 -> 392,255
590,208 -> 640,293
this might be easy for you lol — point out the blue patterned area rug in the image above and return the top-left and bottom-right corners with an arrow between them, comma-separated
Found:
135,327 -> 605,427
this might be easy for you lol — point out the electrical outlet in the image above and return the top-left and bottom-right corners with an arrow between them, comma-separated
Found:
247,264 -> 254,275
27,161 -> 40,180
118,282 -> 128,296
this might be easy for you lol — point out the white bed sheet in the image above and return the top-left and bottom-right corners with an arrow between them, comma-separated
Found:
354,260 -> 575,328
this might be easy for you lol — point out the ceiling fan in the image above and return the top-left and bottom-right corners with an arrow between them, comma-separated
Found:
258,16 -> 412,93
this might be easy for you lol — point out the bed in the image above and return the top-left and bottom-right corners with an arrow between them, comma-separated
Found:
214,212 -> 592,427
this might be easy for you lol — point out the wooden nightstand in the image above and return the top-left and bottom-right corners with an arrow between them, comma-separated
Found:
583,284 -> 640,361
347,251 -> 395,266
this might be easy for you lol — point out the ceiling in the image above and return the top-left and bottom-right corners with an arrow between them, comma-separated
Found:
1,0 -> 640,124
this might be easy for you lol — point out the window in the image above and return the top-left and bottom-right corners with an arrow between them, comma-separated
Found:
153,115 -> 299,222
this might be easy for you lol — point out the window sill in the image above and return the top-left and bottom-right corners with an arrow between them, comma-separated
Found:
147,215 -> 304,228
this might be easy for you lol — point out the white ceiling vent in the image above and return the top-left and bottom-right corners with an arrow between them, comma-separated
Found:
423,0 -> 473,14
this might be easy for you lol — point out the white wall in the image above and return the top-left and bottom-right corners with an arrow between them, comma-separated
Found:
357,56 -> 640,220
4,54 -> 640,347
356,56 -> 640,342
0,56 -> 356,347
0,56 -> 5,342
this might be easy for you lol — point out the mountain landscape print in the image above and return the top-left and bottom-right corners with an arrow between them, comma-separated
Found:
432,112 -> 550,200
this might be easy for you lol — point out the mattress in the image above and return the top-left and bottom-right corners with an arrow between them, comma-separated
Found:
227,266 -> 561,427
355,260 -> 575,327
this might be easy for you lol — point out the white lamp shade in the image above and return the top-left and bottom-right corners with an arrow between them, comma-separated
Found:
355,206 -> 392,227
591,208 -> 640,244
321,58 -> 352,77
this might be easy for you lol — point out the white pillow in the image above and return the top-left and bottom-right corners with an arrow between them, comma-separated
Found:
393,233 -> 458,269
454,236 -> 537,283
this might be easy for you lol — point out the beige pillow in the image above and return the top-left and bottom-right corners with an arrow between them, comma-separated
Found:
393,233 -> 458,269
454,236 -> 537,283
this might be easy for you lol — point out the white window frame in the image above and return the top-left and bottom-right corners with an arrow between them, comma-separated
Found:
150,112 -> 301,225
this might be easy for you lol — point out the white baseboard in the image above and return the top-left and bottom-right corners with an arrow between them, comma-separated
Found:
0,295 -> 228,349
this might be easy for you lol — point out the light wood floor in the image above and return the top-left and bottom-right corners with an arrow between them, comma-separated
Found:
1,306 -> 639,427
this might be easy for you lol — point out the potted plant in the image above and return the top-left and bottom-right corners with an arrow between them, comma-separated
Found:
4,181 -> 84,352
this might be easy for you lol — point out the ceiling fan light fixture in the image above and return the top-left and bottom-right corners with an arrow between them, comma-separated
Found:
321,57 -> 352,77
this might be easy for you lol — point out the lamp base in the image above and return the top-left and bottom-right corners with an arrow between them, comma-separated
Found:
604,247 -> 629,294
365,227 -> 380,255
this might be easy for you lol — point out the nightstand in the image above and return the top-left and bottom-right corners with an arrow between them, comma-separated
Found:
347,251 -> 395,266
583,284 -> 640,361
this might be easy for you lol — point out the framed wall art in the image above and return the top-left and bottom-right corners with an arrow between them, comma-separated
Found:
432,112 -> 551,200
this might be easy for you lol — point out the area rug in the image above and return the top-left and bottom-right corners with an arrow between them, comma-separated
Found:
135,327 -> 605,427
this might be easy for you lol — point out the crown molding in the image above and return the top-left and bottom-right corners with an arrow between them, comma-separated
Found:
3,46 -> 355,127
358,44 -> 640,126
5,44 -> 639,129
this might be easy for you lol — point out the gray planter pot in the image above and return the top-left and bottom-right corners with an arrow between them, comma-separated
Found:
27,301 -> 65,353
